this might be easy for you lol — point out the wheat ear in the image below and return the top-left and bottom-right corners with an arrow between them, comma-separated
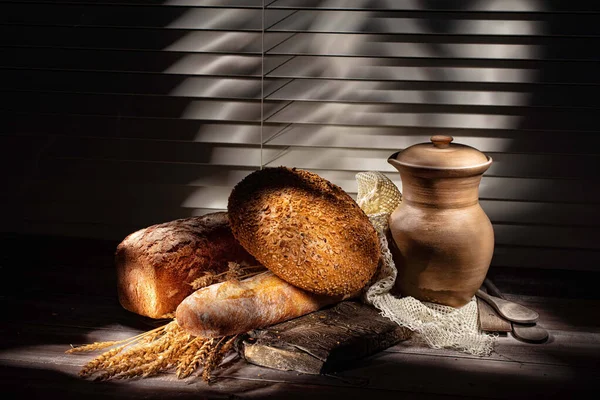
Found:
66,324 -> 168,354
201,334 -> 240,383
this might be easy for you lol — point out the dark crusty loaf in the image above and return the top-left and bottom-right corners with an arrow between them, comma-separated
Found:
115,212 -> 257,319
227,167 -> 380,297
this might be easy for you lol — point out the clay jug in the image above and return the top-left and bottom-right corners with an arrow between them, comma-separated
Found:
388,135 -> 494,308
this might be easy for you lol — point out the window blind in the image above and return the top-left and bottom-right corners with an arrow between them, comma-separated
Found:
1,0 -> 599,271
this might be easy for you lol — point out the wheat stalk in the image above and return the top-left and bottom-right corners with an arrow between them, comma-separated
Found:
201,336 -> 227,382
202,334 -> 240,382
77,322 -> 175,378
70,321 -> 241,383
179,338 -> 215,379
78,344 -> 128,377
67,324 -> 167,354
94,329 -> 182,380
190,270 -> 217,289
191,264 -> 266,289
87,329 -> 238,383
69,268 -> 262,382
98,328 -> 190,381
175,337 -> 204,378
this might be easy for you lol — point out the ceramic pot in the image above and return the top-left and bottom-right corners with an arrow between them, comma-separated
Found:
388,135 -> 494,308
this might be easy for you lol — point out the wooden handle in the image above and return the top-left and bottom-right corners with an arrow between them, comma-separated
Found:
483,278 -> 504,299
475,289 -> 494,304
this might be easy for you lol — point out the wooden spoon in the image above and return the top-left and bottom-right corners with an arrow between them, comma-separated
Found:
475,289 -> 539,324
511,324 -> 549,343
483,278 -> 548,344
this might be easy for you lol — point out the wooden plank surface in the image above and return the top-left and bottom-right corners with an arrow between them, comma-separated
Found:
1,234 -> 599,400
1,325 -> 597,400
242,301 -> 411,374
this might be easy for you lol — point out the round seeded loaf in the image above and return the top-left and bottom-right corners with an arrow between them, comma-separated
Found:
116,212 -> 256,319
227,167 -> 380,296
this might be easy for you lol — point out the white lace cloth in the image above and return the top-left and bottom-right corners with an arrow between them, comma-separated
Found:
356,171 -> 495,356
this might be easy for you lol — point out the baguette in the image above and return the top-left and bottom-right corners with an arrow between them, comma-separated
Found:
175,271 -> 350,338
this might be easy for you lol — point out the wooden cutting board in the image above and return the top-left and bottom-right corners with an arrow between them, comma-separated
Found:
240,301 -> 412,375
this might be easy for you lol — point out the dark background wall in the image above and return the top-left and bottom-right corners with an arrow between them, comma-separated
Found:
1,0 -> 599,276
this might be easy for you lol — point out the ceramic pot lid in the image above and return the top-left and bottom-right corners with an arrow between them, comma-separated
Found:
392,135 -> 490,170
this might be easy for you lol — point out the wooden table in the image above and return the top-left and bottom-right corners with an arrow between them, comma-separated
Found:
1,234 -> 598,399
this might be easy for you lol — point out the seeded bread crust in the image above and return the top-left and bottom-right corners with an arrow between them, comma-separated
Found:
116,212 -> 256,319
227,167 -> 380,296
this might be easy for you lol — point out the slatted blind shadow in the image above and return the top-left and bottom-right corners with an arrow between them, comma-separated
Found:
261,0 -> 600,272
1,1 -> 599,273
0,0 -> 296,239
